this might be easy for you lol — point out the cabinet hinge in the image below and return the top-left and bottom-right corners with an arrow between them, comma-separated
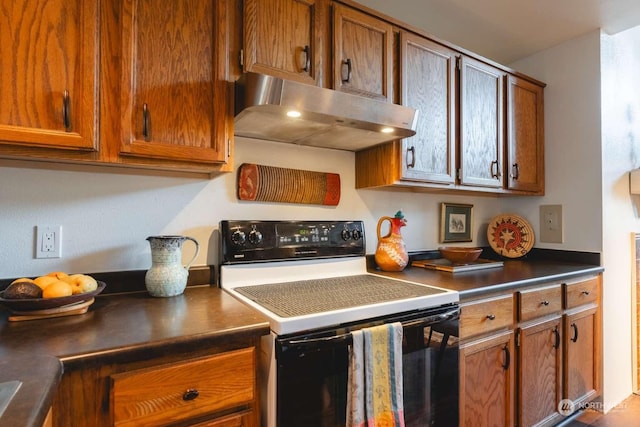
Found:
515,329 -> 521,347
239,48 -> 244,68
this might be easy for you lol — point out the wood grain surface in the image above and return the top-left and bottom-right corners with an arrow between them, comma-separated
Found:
237,163 -> 340,205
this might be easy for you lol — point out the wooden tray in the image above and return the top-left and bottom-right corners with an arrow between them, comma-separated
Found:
7,298 -> 95,322
237,163 -> 340,206
412,258 -> 504,273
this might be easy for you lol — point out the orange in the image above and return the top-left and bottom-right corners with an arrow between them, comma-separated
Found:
33,276 -> 58,290
42,281 -> 73,298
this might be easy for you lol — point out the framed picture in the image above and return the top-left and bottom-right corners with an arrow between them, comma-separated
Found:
440,203 -> 473,243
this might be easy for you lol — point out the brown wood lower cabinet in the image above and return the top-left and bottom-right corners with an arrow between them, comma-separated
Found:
460,274 -> 602,427
517,317 -> 563,427
52,345 -> 260,427
460,330 -> 515,426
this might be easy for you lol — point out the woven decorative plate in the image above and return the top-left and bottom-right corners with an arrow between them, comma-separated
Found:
487,214 -> 535,258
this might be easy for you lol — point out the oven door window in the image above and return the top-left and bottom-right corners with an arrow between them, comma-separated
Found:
276,317 -> 459,427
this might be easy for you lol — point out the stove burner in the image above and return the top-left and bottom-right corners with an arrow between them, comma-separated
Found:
234,274 -> 445,318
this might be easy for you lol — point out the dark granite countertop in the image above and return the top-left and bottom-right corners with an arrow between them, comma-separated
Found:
368,251 -> 603,301
0,251 -> 602,426
0,285 -> 269,427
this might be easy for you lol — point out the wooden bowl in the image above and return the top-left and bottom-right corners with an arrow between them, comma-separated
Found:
439,247 -> 483,265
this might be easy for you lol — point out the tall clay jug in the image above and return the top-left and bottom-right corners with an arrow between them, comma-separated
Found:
375,211 -> 409,272
145,235 -> 200,297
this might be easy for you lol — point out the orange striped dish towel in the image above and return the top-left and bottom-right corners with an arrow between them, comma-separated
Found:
347,322 -> 405,427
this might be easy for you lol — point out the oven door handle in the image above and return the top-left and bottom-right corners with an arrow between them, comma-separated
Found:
280,308 -> 460,351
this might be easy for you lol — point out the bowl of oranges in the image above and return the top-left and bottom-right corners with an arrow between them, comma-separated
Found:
0,271 -> 105,311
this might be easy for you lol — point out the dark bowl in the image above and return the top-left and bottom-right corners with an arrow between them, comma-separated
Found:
439,247 -> 483,265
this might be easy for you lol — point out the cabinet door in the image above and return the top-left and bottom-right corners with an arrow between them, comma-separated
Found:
459,56 -> 504,188
517,317 -> 563,427
399,32 -> 456,184
119,0 -> 229,165
243,0 -> 322,85
0,0 -> 97,151
564,306 -> 599,408
506,75 -> 544,193
332,4 -> 393,102
460,330 -> 515,427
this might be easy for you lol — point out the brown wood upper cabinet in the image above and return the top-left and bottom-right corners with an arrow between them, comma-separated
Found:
332,3 -> 393,102
242,0 -> 323,85
0,0 -> 98,152
118,0 -> 230,166
506,75 -> 545,193
399,32 -> 456,184
459,56 -> 505,189
0,0 -> 233,176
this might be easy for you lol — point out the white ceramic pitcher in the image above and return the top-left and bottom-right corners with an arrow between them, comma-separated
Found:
145,235 -> 200,297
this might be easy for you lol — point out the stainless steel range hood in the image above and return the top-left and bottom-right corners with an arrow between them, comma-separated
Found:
234,72 -> 418,151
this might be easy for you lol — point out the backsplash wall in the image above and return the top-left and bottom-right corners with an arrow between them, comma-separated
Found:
1,137 -> 506,279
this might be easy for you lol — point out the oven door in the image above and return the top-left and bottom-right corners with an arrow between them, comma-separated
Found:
275,305 -> 460,427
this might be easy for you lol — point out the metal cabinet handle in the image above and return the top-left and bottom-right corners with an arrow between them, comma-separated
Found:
342,58 -> 352,83
142,103 -> 151,141
541,300 -> 550,306
486,314 -> 496,320
302,45 -> 310,72
511,163 -> 519,180
62,90 -> 71,132
570,323 -> 579,342
553,326 -> 560,349
502,345 -> 510,370
491,160 -> 501,179
581,290 -> 590,296
182,389 -> 199,401
406,146 -> 416,168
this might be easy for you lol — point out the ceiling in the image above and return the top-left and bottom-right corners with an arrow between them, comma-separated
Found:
358,0 -> 640,64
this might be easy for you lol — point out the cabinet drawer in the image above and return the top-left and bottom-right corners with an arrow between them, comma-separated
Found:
565,277 -> 599,309
460,294 -> 514,338
111,347 -> 255,426
517,284 -> 562,322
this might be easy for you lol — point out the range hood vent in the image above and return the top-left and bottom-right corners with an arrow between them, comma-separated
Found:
234,73 -> 418,151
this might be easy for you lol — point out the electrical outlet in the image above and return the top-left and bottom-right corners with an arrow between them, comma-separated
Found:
539,205 -> 563,243
36,225 -> 62,258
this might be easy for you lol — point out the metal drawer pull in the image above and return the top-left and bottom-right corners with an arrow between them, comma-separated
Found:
502,345 -> 510,370
540,300 -> 550,306
142,103 -> 151,141
491,160 -> 501,179
183,389 -> 199,401
342,58 -> 352,83
553,326 -> 560,349
486,314 -> 496,320
570,323 -> 579,342
406,146 -> 416,168
301,45 -> 310,72
62,90 -> 71,132
581,290 -> 590,296
512,163 -> 519,180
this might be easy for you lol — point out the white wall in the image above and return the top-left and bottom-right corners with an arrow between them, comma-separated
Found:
600,26 -> 640,405
0,138 -> 505,279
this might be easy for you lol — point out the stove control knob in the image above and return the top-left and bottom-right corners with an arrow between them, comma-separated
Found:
248,229 -> 263,245
351,229 -> 362,240
231,230 -> 246,245
341,229 -> 351,240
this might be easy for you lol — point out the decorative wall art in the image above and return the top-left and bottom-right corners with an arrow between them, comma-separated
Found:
440,203 -> 474,243
237,163 -> 341,206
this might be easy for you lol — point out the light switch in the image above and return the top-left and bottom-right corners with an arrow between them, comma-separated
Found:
539,205 -> 563,243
